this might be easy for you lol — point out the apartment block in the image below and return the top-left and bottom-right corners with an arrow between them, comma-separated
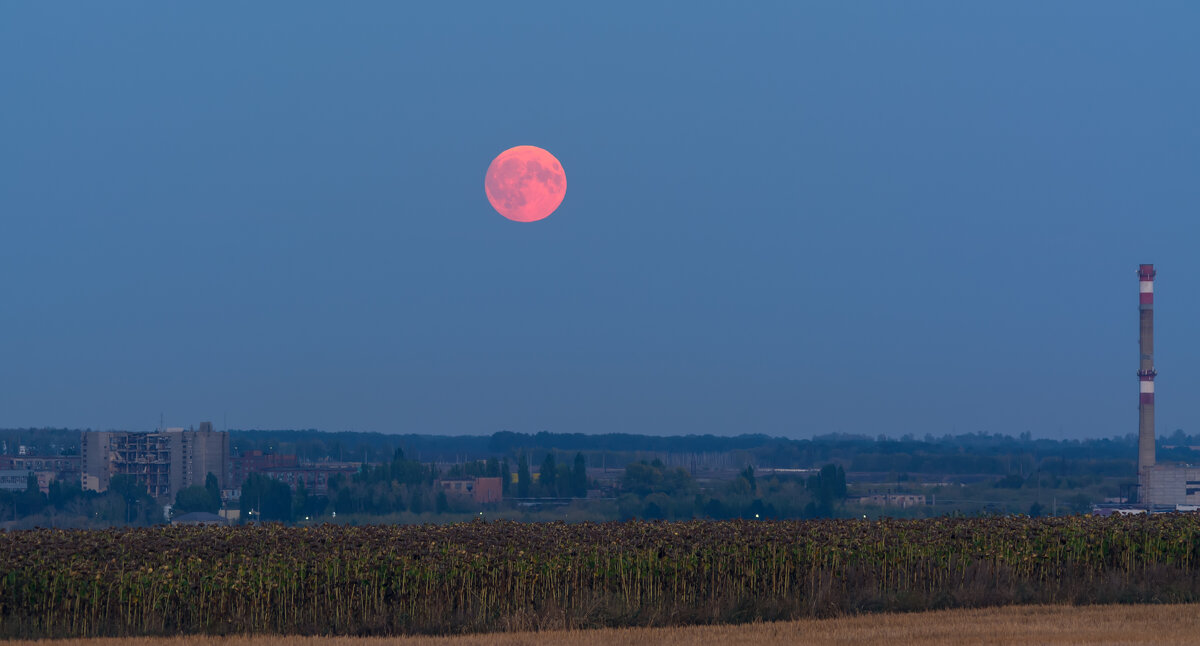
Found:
81,423 -> 229,501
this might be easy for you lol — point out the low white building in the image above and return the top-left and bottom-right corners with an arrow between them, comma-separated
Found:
1141,465 -> 1200,507
853,493 -> 926,508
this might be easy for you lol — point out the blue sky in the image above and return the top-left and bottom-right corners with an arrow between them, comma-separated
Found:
2,3 -> 1198,438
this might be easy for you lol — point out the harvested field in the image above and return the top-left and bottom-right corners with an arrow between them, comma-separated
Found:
6,604 -> 1200,645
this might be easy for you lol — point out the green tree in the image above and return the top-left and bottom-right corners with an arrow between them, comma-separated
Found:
204,472 -> 221,510
741,465 -> 757,492
539,453 -> 557,495
47,481 -> 64,510
108,474 -> 159,525
804,464 -> 847,519
14,474 -> 47,517
517,454 -> 530,498
995,474 -> 1025,489
642,497 -> 666,520
173,485 -> 218,516
108,474 -> 145,503
747,498 -> 767,519
239,473 -> 292,522
703,496 -> 728,519
623,461 -> 664,495
0,489 -> 13,522
292,481 -> 310,519
571,452 -> 588,497
334,487 -> 356,516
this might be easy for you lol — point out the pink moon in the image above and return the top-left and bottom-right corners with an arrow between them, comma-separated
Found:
484,145 -> 566,222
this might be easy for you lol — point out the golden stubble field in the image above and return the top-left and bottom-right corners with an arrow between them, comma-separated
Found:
10,604 -> 1200,646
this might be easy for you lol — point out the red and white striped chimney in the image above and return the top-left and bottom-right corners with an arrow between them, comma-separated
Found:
1137,264 -> 1156,478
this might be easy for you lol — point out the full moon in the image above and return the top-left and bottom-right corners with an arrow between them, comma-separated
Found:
484,145 -> 566,222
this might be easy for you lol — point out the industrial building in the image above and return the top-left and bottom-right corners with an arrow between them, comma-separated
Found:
0,470 -> 39,492
230,450 -> 299,488
852,493 -> 927,509
254,464 -> 359,496
81,422 -> 229,501
0,455 -> 81,495
1133,265 -> 1200,508
436,476 -> 504,504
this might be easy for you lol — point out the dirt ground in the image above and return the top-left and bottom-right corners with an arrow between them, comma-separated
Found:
12,603 -> 1200,646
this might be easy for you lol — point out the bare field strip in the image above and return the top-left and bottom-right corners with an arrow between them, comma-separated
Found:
10,604 -> 1200,646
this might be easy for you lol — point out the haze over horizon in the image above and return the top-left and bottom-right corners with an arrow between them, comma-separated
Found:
3,3 -> 1199,439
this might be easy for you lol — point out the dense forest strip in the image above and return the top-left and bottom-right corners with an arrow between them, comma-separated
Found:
1,427 -> 1154,471
3,516 -> 1200,638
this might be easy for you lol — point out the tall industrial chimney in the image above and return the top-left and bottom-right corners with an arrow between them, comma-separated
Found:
1138,264 -> 1157,481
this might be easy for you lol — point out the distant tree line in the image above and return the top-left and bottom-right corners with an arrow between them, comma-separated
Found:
0,473 -> 160,528
614,459 -> 848,521
0,427 -> 1157,476
0,426 -> 1170,527
229,431 -> 493,465
512,453 -> 588,498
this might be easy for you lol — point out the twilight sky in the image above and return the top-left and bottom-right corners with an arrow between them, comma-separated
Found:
2,3 -> 1198,439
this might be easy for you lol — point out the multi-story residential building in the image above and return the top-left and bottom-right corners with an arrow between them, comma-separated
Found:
81,423 -> 229,501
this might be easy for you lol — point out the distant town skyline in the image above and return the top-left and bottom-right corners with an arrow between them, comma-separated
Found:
2,3 -> 1199,439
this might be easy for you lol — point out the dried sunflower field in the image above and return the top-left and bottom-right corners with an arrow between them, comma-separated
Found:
3,516 -> 1199,638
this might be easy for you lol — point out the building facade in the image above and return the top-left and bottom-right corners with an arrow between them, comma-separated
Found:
0,455 -> 81,474
0,470 -> 36,492
0,455 -> 81,494
437,476 -> 503,504
257,464 -> 357,496
81,423 -> 229,501
230,450 -> 299,488
854,493 -> 927,508
1141,467 -> 1200,508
